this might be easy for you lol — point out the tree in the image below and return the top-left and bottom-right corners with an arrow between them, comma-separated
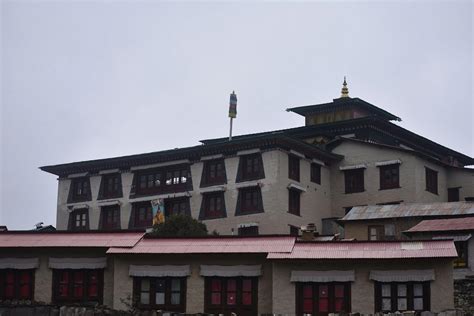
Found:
150,214 -> 209,237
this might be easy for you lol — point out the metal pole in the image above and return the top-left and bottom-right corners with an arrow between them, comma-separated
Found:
229,117 -> 233,141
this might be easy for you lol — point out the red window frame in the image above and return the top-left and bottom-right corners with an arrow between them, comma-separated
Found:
69,209 -> 89,231
0,269 -> 34,300
236,186 -> 263,215
344,169 -> 364,193
201,159 -> 226,187
379,164 -> 400,190
164,197 -> 190,217
238,154 -> 264,182
131,202 -> 153,229
296,282 -> 351,316
205,277 -> 258,316
101,173 -> 121,199
201,192 -> 226,219
288,155 -> 300,181
70,177 -> 91,202
52,269 -> 103,304
135,165 -> 191,196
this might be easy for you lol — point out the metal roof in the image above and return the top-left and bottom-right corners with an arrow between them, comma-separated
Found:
0,232 -> 144,248
107,236 -> 296,254
266,240 -> 457,259
405,217 -> 474,233
341,202 -> 474,221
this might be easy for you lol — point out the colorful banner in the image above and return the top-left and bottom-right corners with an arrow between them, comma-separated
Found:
229,91 -> 237,118
151,199 -> 165,226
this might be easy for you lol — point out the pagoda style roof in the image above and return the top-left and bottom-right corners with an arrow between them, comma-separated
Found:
40,134 -> 342,177
286,97 -> 402,122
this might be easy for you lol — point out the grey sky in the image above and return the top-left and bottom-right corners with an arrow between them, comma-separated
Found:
1,0 -> 473,230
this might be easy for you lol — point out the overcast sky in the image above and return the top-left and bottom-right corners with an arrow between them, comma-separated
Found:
1,0 -> 473,230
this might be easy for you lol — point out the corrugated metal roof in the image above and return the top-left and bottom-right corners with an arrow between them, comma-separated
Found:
341,202 -> 474,221
405,217 -> 474,233
107,236 -> 296,254
266,240 -> 457,259
0,232 -> 144,248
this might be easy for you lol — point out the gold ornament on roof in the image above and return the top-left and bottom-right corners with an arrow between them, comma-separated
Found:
341,76 -> 349,98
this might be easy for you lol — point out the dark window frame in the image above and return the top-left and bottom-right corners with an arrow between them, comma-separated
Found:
425,167 -> 438,195
0,269 -> 34,300
344,169 -> 365,194
379,164 -> 400,190
454,241 -> 469,268
288,154 -> 300,182
164,197 -> 191,217
133,277 -> 186,312
311,163 -> 322,184
236,153 -> 265,183
448,187 -> 460,202
132,164 -> 192,197
68,177 -> 92,203
99,205 -> 121,230
200,159 -> 227,187
204,277 -> 258,316
237,226 -> 259,236
129,202 -> 153,229
199,192 -> 227,220
235,186 -> 264,216
374,282 -> 430,312
98,173 -> 123,200
68,208 -> 89,231
288,188 -> 301,216
52,269 -> 104,305
295,282 -> 351,315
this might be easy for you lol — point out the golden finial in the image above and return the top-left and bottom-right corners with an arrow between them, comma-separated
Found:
340,76 -> 349,98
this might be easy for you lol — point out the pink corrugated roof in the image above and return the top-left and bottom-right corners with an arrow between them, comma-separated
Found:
0,232 -> 144,248
266,240 -> 457,259
406,217 -> 474,233
107,236 -> 296,254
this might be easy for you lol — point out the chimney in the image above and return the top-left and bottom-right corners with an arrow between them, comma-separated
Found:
300,223 -> 318,241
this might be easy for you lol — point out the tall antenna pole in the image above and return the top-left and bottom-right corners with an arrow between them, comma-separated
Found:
228,91 -> 237,141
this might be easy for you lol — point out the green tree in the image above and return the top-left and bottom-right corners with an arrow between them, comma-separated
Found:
150,214 -> 209,237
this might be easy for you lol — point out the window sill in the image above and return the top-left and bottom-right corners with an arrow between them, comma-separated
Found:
236,175 -> 265,183
200,181 -> 227,189
344,190 -> 365,194
287,211 -> 301,217
97,194 -> 123,201
379,186 -> 401,191
425,189 -> 439,195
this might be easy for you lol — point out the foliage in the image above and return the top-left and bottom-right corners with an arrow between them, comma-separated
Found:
150,214 -> 209,237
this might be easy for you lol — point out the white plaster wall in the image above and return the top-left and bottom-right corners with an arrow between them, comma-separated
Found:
447,168 -> 474,200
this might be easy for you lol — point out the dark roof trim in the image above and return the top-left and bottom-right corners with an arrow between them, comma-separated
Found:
286,97 -> 401,122
40,134 -> 342,177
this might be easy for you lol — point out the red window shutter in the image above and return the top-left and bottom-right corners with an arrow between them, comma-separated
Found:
19,272 -> 31,299
88,271 -> 98,298
73,271 -> 84,298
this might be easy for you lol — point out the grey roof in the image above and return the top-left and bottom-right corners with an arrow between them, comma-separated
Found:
341,202 -> 474,221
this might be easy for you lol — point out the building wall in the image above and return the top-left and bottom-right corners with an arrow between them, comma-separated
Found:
56,149 -> 332,235
112,254 -> 271,313
447,168 -> 474,201
271,258 -> 454,314
343,218 -> 422,240
330,141 -> 449,218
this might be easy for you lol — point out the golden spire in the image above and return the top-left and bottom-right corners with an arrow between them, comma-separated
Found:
340,76 -> 349,98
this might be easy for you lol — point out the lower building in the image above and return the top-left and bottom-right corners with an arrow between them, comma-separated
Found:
0,232 -> 456,315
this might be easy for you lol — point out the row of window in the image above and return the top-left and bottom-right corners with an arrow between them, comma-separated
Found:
343,164 -> 439,195
69,186 -> 264,231
1,269 -> 431,315
68,153 -> 323,203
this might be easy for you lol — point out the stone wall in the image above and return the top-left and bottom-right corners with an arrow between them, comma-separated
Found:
454,279 -> 474,315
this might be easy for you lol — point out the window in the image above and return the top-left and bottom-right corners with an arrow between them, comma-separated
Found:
200,192 -> 226,220
129,202 -> 153,229
344,169 -> 364,193
52,269 -> 103,304
68,209 -> 89,231
0,270 -> 34,300
311,163 -> 321,184
238,226 -> 259,236
454,241 -> 468,268
290,225 -> 300,236
201,159 -> 226,187
235,186 -> 264,215
100,205 -> 120,230
236,154 -> 264,182
425,167 -> 438,195
375,282 -> 430,312
99,173 -> 122,199
134,165 -> 192,196
379,164 -> 400,190
368,225 -> 384,241
448,188 -> 460,202
288,155 -> 300,181
466,197 -> 474,202
164,197 -> 190,217
204,277 -> 257,316
69,177 -> 91,202
296,282 -> 351,315
288,189 -> 301,216
133,277 -> 186,311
